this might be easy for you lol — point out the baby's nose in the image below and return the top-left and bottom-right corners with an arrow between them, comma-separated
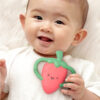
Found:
40,21 -> 52,33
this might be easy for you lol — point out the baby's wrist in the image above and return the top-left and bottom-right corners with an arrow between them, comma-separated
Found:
80,88 -> 88,100
74,88 -> 87,100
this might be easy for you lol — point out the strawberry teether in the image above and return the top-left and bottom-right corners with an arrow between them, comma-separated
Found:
34,51 -> 76,94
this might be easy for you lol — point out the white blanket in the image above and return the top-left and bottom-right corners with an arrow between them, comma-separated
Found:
0,0 -> 100,74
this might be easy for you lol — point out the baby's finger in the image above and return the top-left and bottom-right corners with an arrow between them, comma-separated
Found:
63,83 -> 79,91
61,89 -> 75,97
67,74 -> 82,79
65,77 -> 84,85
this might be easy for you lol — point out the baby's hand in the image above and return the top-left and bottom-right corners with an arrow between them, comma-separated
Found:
0,59 -> 7,93
61,74 -> 86,100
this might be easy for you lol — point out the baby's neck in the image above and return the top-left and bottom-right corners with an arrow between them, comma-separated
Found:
33,49 -> 68,58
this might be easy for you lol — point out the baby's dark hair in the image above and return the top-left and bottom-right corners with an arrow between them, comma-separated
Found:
26,0 -> 89,28
26,0 -> 30,10
77,0 -> 89,28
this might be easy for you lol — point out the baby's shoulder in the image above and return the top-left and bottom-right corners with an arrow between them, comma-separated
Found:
5,46 -> 33,64
8,46 -> 30,54
6,46 -> 33,57
64,55 -> 93,64
63,55 -> 95,73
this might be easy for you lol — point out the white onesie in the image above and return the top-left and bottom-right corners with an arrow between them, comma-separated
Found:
0,46 -> 100,100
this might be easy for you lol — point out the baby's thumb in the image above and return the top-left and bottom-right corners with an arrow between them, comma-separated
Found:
0,59 -> 6,67
0,59 -> 7,79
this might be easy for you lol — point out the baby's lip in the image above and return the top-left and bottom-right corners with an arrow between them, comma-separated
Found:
37,36 -> 53,42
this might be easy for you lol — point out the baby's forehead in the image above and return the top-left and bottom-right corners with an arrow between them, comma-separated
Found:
27,0 -> 82,15
66,0 -> 83,6
27,0 -> 82,8
28,0 -> 81,5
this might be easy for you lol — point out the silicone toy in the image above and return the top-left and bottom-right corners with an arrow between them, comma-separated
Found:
34,51 -> 76,94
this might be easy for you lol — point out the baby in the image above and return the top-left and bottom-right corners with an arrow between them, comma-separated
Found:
0,0 -> 100,100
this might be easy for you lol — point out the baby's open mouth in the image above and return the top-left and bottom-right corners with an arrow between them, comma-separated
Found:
38,36 -> 53,42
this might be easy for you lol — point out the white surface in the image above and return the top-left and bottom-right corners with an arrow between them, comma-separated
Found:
0,0 -> 100,74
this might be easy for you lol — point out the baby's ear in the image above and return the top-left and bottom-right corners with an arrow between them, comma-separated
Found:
71,29 -> 87,46
19,14 -> 26,30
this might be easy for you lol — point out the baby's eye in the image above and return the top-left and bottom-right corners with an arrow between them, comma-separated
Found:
55,20 -> 64,25
34,16 -> 43,20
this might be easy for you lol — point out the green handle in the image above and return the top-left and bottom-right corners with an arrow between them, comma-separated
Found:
34,51 -> 76,83
34,58 -> 48,80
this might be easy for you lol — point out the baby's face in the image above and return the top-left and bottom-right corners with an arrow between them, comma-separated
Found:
21,0 -> 83,55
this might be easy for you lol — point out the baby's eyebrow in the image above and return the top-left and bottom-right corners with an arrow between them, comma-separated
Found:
67,0 -> 80,3
54,13 -> 69,21
68,0 -> 75,2
31,9 -> 45,13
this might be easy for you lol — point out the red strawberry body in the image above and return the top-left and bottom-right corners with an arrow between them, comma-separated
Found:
34,51 -> 76,94
42,63 -> 68,94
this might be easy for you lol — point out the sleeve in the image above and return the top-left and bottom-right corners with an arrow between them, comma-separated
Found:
81,61 -> 100,97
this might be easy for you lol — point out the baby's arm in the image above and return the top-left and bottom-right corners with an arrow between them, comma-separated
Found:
77,88 -> 100,100
0,59 -> 8,100
61,74 -> 100,100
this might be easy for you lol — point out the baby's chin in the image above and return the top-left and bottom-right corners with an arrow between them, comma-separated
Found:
34,49 -> 57,57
